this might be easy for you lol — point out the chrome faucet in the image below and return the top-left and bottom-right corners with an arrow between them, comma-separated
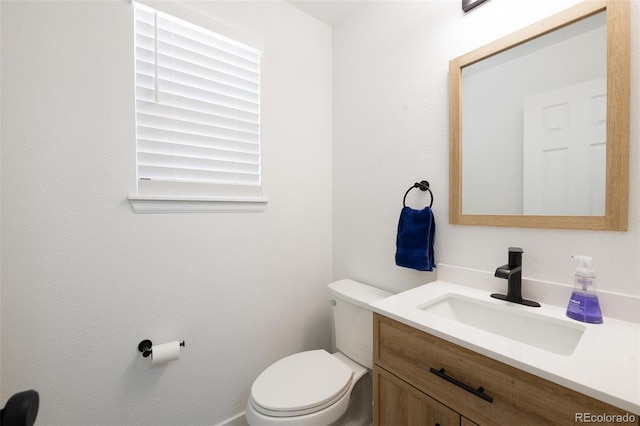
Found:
491,247 -> 540,307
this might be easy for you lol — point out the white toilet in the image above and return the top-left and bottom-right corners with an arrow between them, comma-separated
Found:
245,279 -> 392,425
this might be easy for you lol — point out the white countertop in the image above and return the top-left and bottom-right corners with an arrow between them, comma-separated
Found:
371,280 -> 640,414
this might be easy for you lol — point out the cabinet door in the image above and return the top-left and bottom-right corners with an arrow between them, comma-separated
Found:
461,417 -> 480,426
374,365 -> 460,426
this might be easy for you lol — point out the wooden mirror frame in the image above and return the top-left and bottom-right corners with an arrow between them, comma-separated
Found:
449,0 -> 629,230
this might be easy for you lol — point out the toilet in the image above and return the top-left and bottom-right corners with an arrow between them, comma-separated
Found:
245,279 -> 392,425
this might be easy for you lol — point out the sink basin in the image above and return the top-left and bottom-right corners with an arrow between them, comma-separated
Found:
419,294 -> 585,356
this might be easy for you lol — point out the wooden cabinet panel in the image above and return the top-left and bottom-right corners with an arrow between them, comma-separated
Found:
374,313 -> 638,426
374,365 -> 460,426
461,417 -> 480,426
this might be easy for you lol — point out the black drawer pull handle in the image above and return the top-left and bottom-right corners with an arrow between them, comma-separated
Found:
429,367 -> 493,403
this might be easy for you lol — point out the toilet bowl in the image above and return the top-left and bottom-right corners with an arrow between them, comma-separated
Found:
245,279 -> 392,426
246,350 -> 368,425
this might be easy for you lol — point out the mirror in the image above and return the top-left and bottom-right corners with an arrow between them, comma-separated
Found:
449,0 -> 629,230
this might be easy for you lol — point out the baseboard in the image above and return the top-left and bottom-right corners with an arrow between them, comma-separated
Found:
213,412 -> 248,426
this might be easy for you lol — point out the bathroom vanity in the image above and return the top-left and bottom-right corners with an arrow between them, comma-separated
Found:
370,272 -> 640,426
373,313 -> 636,425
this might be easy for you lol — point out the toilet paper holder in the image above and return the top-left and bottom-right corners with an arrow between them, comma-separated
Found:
138,339 -> 185,358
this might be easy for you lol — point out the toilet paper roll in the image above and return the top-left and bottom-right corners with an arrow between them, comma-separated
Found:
151,341 -> 181,366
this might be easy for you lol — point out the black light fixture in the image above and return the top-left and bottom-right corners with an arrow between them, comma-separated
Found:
462,0 -> 490,13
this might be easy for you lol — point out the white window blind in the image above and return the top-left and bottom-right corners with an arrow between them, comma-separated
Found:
133,2 -> 262,200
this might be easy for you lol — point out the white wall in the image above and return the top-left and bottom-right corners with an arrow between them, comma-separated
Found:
0,1 -> 332,425
333,0 -> 640,296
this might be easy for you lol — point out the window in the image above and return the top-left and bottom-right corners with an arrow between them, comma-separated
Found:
129,2 -> 265,212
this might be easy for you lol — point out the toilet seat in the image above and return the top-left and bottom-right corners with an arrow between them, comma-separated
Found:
250,350 -> 354,417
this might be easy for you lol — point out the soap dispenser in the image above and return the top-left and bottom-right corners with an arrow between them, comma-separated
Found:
566,255 -> 603,324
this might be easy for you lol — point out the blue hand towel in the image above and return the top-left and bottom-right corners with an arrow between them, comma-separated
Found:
395,206 -> 436,271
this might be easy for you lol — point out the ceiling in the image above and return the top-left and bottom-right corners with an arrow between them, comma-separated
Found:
286,1 -> 364,27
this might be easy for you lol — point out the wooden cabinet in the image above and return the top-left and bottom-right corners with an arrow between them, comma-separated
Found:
375,365 -> 464,426
373,313 -> 638,426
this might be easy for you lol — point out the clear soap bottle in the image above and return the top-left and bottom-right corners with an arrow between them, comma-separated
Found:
566,255 -> 603,324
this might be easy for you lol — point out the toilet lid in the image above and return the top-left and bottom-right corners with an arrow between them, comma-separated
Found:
250,350 -> 353,416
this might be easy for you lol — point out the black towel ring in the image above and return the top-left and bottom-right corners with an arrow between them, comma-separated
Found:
403,180 -> 433,208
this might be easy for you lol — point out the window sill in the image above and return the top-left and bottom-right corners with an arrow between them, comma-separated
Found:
128,195 -> 268,213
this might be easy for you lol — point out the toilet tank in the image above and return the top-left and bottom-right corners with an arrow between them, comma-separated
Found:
328,279 -> 393,369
